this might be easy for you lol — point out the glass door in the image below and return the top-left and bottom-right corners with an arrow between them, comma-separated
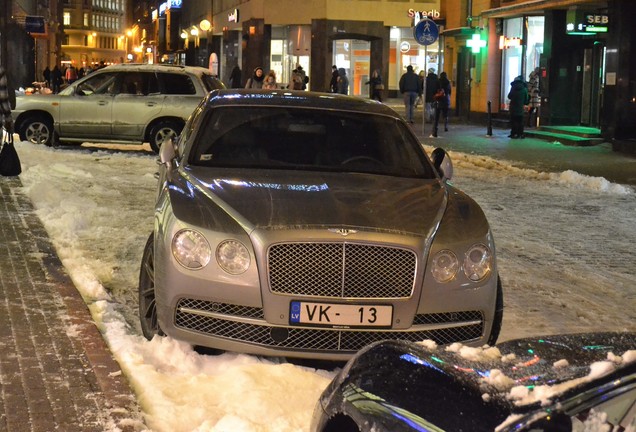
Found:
333,39 -> 370,96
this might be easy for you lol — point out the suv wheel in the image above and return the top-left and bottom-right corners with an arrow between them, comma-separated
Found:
149,120 -> 181,153
23,115 -> 54,146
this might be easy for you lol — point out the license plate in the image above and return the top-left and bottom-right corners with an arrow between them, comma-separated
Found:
289,301 -> 393,328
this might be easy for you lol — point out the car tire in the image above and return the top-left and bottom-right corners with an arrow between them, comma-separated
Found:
487,275 -> 504,346
148,120 -> 181,153
22,115 -> 54,146
139,233 -> 164,339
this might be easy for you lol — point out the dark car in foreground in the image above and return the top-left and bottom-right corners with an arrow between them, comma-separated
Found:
139,89 -> 503,360
311,332 -> 636,431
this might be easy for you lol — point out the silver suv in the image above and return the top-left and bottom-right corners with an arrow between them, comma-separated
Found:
13,63 -> 225,152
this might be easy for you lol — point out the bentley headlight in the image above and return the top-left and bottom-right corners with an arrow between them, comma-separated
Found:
172,229 -> 211,269
216,240 -> 250,275
431,250 -> 459,283
463,244 -> 492,281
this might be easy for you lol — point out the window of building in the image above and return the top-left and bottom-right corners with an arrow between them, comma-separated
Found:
84,13 -> 89,27
389,27 -> 440,92
63,12 -> 71,26
500,16 -> 544,110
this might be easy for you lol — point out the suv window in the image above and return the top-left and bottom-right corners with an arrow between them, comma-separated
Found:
76,72 -> 118,96
158,73 -> 196,95
118,72 -> 159,95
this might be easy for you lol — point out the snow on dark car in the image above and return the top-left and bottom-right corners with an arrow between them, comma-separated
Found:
311,332 -> 636,431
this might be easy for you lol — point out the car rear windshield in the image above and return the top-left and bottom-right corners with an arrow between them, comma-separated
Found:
201,74 -> 225,92
188,106 -> 436,179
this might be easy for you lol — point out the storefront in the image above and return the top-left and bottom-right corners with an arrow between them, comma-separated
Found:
198,3 -> 445,95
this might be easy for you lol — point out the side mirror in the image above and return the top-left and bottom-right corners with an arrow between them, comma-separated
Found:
431,147 -> 453,181
159,137 -> 177,166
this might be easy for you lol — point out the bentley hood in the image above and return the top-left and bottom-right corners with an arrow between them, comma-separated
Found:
169,168 -> 450,237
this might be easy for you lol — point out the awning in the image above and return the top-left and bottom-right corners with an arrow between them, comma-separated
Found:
440,27 -> 475,38
481,0 -> 607,18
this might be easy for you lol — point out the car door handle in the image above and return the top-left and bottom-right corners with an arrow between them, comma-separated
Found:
98,101 -> 109,106
146,102 -> 157,107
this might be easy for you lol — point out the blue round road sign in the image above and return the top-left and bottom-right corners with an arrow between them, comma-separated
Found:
413,18 -> 439,46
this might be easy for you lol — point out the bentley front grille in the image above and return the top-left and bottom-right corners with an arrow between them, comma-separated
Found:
268,242 -> 417,299
175,300 -> 484,352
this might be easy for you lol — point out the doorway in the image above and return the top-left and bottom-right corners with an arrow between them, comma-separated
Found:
580,42 -> 605,126
455,47 -> 472,119
333,39 -> 370,96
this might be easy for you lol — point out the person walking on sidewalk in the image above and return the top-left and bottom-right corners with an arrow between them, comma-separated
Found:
430,71 -> 451,137
399,65 -> 421,124
424,68 -> 439,122
336,68 -> 349,95
365,69 -> 383,102
508,75 -> 529,139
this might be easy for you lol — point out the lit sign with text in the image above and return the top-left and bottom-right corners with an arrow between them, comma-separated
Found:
407,8 -> 441,24
499,36 -> 522,49
566,11 -> 609,34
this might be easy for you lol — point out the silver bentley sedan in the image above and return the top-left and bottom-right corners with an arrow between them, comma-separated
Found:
139,89 -> 503,360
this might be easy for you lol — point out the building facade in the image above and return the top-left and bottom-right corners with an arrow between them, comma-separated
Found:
155,0 -> 445,98
441,0 -> 636,153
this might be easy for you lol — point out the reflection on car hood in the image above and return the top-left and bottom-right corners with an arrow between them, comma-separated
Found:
181,167 -> 447,236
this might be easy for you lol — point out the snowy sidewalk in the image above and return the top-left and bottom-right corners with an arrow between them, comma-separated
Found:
0,177 -> 143,431
382,98 -> 636,186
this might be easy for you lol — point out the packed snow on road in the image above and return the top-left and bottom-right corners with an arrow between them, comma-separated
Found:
14,140 -> 636,432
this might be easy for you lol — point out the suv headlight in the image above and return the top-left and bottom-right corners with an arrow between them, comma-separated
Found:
216,240 -> 250,275
431,250 -> 459,283
172,229 -> 211,269
463,244 -> 492,281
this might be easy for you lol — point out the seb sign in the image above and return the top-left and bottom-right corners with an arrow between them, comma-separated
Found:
408,9 -> 441,23
586,14 -> 608,24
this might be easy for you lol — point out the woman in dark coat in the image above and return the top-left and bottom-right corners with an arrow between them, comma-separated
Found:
229,66 -> 242,88
507,76 -> 529,138
365,69 -> 383,102
431,71 -> 451,137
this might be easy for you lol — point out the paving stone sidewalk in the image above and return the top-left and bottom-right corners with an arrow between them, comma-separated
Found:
0,177 -> 144,431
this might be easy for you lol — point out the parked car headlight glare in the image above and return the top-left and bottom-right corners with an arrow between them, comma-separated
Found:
463,244 -> 492,281
216,240 -> 250,275
431,250 -> 459,283
172,229 -> 211,269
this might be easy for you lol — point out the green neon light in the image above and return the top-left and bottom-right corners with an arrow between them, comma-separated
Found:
586,26 -> 608,32
466,33 -> 487,53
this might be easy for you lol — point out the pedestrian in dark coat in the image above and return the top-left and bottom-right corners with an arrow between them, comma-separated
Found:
431,71 -> 451,137
399,65 -> 421,123
43,66 -> 51,88
329,65 -> 339,93
229,66 -> 242,88
336,68 -> 349,95
508,75 -> 529,138
365,69 -> 383,102
424,69 -> 439,122
51,65 -> 63,94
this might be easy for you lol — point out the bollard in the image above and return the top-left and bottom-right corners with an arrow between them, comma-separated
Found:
487,100 -> 493,136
